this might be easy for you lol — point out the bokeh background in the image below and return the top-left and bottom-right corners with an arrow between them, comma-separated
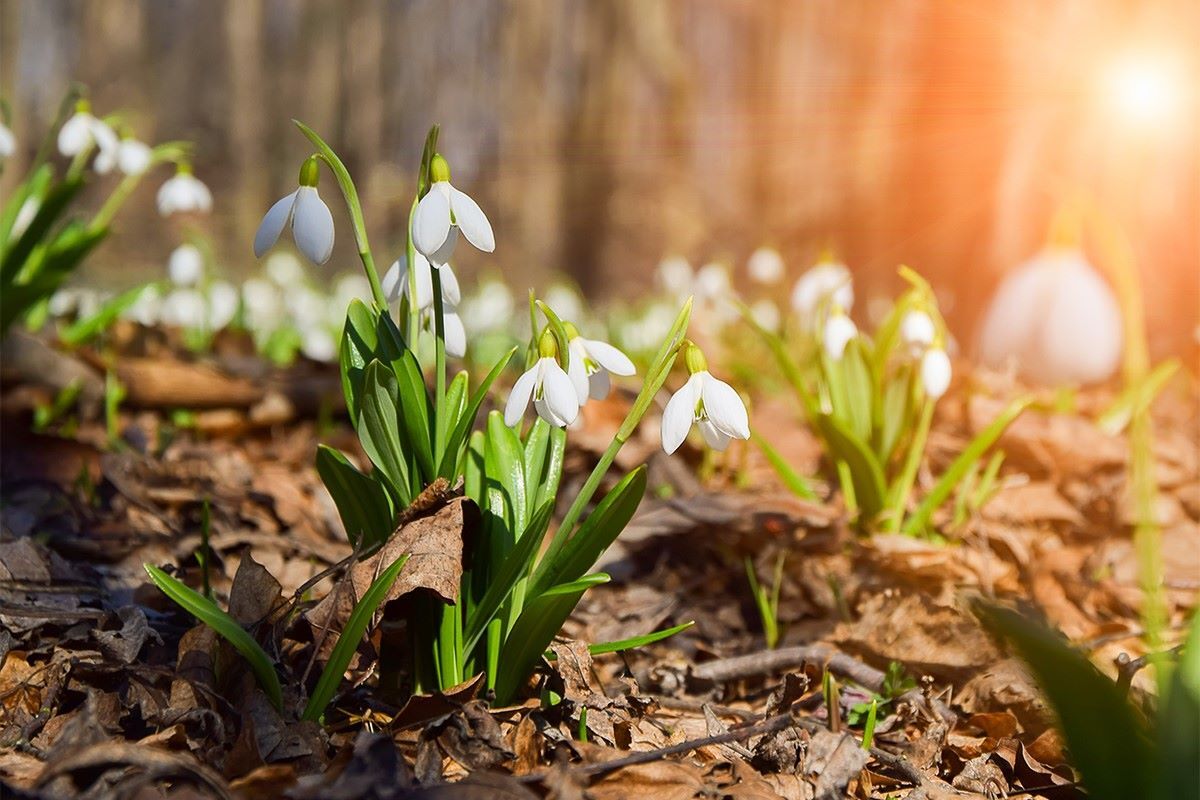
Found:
2,0 -> 1197,355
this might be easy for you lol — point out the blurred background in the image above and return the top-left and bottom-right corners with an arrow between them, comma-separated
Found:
1,0 -> 1197,355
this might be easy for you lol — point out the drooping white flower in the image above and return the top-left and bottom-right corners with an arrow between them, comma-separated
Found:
747,247 -> 785,284
123,285 -> 162,327
661,344 -> 750,454
791,260 -> 854,321
168,244 -> 204,287
504,330 -> 579,427
207,281 -> 240,330
162,288 -> 207,329
115,138 -> 153,176
822,311 -> 858,360
301,327 -> 337,362
657,256 -> 693,296
978,247 -> 1122,385
382,255 -> 467,357
566,326 -> 636,403
0,121 -> 14,159
157,168 -> 212,216
694,262 -> 730,301
900,309 -> 936,349
412,154 -> 494,265
254,156 -> 334,265
57,104 -> 118,169
921,347 -> 952,399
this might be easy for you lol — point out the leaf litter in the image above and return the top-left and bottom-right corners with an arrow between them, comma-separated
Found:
1,342 -> 1197,798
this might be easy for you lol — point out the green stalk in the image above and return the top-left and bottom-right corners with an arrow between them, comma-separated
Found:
431,265 -> 448,463
406,197 -> 420,345
884,399 -> 934,533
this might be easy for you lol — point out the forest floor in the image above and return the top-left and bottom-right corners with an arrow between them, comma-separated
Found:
0,325 -> 1197,799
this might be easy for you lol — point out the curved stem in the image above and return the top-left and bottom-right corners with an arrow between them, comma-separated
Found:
89,172 -> 142,232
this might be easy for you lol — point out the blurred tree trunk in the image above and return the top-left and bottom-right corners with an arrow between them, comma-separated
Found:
225,0 -> 268,252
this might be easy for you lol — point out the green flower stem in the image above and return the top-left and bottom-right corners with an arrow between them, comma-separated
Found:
540,299 -> 693,570
431,265 -> 448,462
884,399 -> 934,533
293,120 -> 388,310
89,171 -> 142,232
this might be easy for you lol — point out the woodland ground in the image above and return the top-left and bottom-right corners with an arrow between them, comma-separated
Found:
0,323 -> 1196,799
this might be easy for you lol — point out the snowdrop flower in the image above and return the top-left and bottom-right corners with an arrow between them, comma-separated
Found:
57,102 -> 118,168
747,247 -> 785,284
48,288 -> 78,318
920,347 -> 952,399
254,156 -> 335,265
791,260 -> 854,321
382,255 -> 467,357
11,197 -> 38,238
115,137 -> 152,176
565,323 -> 636,403
241,278 -> 283,329
302,327 -> 338,362
661,343 -> 750,454
978,247 -> 1122,385
162,288 -> 207,329
207,281 -> 240,330
265,252 -> 305,286
657,256 -> 693,296
157,166 -> 212,216
504,329 -> 579,428
168,244 -> 204,287
822,310 -> 858,360
412,154 -> 494,265
123,285 -> 162,327
0,120 -> 14,160
460,278 -> 514,335
900,309 -> 936,350
694,262 -> 730,302
750,299 -> 781,332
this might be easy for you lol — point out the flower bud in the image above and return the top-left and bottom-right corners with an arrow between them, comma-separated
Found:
298,155 -> 320,188
920,347 -> 952,399
430,153 -> 451,183
537,327 -> 559,359
683,341 -> 708,374
900,309 -> 935,349
822,312 -> 858,360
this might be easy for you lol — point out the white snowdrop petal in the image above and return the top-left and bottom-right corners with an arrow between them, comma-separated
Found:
700,374 -> 750,439
747,247 -> 784,284
426,225 -> 459,267
587,369 -> 611,401
901,310 -> 935,348
567,341 -> 590,404
57,114 -> 93,156
438,262 -> 462,307
443,310 -> 467,358
168,244 -> 205,287
117,140 -> 152,176
190,177 -> 213,212
292,187 -> 335,265
541,361 -> 579,426
412,184 -> 453,259
90,119 -> 118,157
823,315 -> 857,360
449,186 -> 495,252
0,122 -> 14,158
698,419 -> 732,451
921,348 -> 952,399
413,255 -> 435,309
504,365 -> 539,426
582,339 -> 635,376
93,147 -> 118,175
207,281 -> 240,330
253,191 -> 297,258
660,376 -> 701,455
381,259 -> 406,302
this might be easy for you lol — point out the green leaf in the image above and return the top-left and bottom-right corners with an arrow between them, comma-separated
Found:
532,426 -> 567,510
462,500 -> 554,654
438,348 -> 516,479
339,300 -> 380,425
302,554 -> 409,722
1160,610 -> 1200,800
754,433 -> 818,500
534,299 -> 571,372
902,395 -> 1032,536
494,574 -> 610,704
356,360 -> 412,504
815,413 -> 887,520
974,602 -> 1157,800
529,466 -> 646,598
59,283 -> 151,347
0,164 -> 52,250
1,172 -> 85,285
444,370 -> 469,442
143,564 -> 282,711
545,621 -> 696,658
484,410 -> 528,535
315,445 -> 394,549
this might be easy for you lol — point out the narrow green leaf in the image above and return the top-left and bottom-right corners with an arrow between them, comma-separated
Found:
529,466 -> 646,598
356,360 -> 412,504
315,445 -> 394,549
494,574 -> 610,704
302,554 -> 409,722
974,602 -> 1156,800
143,564 -> 282,711
485,411 -> 528,535
438,348 -> 516,478
815,414 -> 887,521
754,433 -> 818,500
545,621 -> 696,658
59,283 -> 152,346
1160,609 -> 1200,800
902,395 -> 1032,536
